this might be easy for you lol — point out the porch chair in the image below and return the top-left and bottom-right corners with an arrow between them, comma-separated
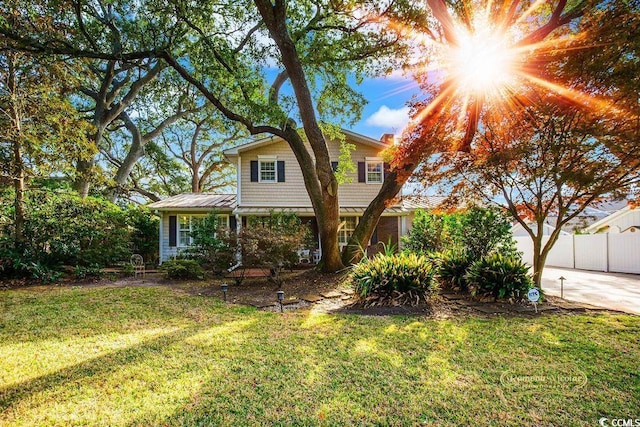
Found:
130,254 -> 145,277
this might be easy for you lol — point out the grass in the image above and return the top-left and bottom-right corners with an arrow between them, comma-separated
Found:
1,285 -> 639,426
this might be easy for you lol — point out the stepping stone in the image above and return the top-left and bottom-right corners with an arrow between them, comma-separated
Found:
341,295 -> 352,301
321,291 -> 343,299
473,304 -> 507,314
282,299 -> 301,306
341,288 -> 355,295
250,302 -> 275,309
302,294 -> 323,303
442,293 -> 466,301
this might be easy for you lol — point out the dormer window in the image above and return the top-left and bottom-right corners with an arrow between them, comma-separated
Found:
366,158 -> 383,184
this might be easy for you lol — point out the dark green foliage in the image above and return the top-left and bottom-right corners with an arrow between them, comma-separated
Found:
0,191 -> 160,279
186,213 -> 236,274
241,211 -> 311,273
350,253 -> 438,304
127,207 -> 159,264
74,264 -> 104,280
455,206 -> 517,260
402,210 -> 456,253
438,251 -> 473,291
465,253 -> 534,301
160,259 -> 204,280
404,206 -> 517,259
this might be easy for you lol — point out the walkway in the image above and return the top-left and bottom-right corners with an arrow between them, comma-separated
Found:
541,267 -> 640,315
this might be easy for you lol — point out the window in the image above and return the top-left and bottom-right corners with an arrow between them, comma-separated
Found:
178,215 -> 229,247
366,160 -> 383,183
338,216 -> 358,246
259,160 -> 276,182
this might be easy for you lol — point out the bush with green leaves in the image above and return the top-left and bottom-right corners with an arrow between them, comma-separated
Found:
438,250 -> 473,291
128,207 -> 159,265
404,206 -> 517,259
160,259 -> 205,280
349,252 -> 438,305
465,253 -> 534,301
240,211 -> 311,276
186,213 -> 236,274
0,191 -> 160,280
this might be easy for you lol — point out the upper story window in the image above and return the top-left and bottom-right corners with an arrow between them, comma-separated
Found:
259,160 -> 276,182
366,158 -> 383,184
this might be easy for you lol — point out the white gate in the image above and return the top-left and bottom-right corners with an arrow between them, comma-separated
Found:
514,234 -> 640,274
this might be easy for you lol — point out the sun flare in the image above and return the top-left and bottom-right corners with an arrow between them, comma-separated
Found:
447,27 -> 517,95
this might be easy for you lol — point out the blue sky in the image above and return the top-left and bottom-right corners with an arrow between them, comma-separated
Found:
351,74 -> 420,140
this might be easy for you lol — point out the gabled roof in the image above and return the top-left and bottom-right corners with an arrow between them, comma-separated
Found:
401,195 -> 449,210
147,193 -> 236,210
583,206 -> 633,233
223,128 -> 390,157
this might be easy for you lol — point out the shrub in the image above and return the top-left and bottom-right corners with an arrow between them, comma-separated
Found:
465,253 -> 533,301
74,264 -> 104,280
160,259 -> 205,280
187,213 -> 236,274
438,250 -> 473,291
240,212 -> 311,277
350,253 -> 438,305
403,206 -> 518,259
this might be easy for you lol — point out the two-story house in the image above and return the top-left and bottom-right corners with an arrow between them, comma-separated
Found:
149,129 -> 435,263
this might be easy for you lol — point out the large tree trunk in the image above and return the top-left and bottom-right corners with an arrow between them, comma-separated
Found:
343,167 -> 412,265
256,0 -> 344,272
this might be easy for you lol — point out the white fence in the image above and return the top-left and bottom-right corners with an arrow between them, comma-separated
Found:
515,234 -> 640,274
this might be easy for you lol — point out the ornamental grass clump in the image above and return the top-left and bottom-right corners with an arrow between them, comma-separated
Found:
349,252 -> 438,306
465,253 -> 534,301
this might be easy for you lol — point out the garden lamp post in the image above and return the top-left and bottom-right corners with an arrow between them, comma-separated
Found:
277,290 -> 284,313
221,283 -> 228,302
559,276 -> 566,299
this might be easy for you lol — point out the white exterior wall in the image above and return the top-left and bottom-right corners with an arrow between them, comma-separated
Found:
238,138 -> 386,207
605,209 -> 640,232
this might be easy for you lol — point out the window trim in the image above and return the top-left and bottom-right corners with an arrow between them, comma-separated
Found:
338,216 -> 359,247
365,157 -> 384,184
177,214 -> 230,247
258,155 -> 277,183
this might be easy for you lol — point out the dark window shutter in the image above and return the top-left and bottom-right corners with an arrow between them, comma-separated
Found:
383,162 -> 391,178
229,216 -> 237,231
250,160 -> 258,182
331,161 -> 338,172
371,227 -> 378,245
168,215 -> 177,247
358,162 -> 366,182
277,161 -> 285,182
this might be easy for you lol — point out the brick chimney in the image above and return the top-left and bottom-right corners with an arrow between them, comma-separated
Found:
380,133 -> 395,145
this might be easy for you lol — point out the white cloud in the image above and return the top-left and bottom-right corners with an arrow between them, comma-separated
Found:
365,105 -> 410,130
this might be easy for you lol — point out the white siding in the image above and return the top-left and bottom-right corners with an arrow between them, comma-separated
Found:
239,137 -> 386,207
608,209 -> 640,232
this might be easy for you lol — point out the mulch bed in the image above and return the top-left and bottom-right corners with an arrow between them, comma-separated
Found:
3,268 -> 627,318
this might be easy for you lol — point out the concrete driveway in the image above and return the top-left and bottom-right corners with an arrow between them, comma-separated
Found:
541,267 -> 640,315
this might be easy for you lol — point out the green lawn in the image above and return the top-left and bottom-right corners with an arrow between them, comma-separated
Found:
1,285 -> 638,426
